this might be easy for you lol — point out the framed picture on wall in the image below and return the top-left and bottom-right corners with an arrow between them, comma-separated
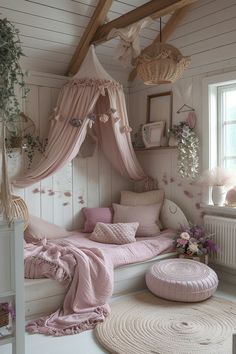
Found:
146,91 -> 173,136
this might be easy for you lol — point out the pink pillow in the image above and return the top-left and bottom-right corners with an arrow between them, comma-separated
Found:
90,222 -> 139,245
24,215 -> 71,243
82,207 -> 113,233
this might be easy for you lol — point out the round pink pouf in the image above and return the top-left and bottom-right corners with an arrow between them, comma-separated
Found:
145,258 -> 218,302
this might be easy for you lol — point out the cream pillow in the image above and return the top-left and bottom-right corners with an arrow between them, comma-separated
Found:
113,203 -> 161,237
24,215 -> 72,243
120,190 -> 164,229
90,222 -> 139,244
120,190 -> 164,206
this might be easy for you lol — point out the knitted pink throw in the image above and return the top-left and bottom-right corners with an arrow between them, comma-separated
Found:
25,241 -> 113,336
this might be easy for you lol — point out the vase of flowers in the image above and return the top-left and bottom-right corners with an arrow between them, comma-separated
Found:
198,167 -> 236,206
174,224 -> 218,264
211,185 -> 227,206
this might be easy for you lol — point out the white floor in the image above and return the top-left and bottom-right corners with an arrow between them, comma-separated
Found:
1,281 -> 236,354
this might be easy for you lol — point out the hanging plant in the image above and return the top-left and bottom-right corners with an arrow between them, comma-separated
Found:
0,18 -> 29,223
23,134 -> 48,169
0,18 -> 29,127
170,121 -> 199,179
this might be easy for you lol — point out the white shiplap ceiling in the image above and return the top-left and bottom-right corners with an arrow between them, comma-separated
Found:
0,0 -> 172,75
0,0 -> 230,76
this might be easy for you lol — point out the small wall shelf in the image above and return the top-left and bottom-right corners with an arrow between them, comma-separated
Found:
134,146 -> 178,152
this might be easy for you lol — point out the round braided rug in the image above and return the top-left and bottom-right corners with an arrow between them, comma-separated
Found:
95,292 -> 236,354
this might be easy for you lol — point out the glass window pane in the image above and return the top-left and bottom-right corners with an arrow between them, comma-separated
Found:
225,158 -> 236,171
225,90 -> 236,121
225,124 -> 236,155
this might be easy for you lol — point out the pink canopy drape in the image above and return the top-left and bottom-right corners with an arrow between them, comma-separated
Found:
12,47 -> 146,188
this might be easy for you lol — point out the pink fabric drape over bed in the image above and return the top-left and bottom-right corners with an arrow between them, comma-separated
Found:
12,47 -> 146,188
94,87 -> 145,180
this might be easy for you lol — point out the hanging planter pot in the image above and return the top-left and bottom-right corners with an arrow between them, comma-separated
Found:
9,136 -> 23,149
0,18 -> 29,223
211,185 -> 227,206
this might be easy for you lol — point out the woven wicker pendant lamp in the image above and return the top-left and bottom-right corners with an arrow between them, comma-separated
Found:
135,18 -> 191,85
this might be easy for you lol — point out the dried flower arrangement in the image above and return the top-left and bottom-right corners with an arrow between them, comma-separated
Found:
198,167 -> 236,187
173,224 -> 219,257
170,120 -> 199,179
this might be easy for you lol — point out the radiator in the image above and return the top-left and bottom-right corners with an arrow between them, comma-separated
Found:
204,215 -> 236,269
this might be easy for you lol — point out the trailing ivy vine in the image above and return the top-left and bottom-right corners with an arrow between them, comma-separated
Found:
170,121 -> 200,179
0,18 -> 28,128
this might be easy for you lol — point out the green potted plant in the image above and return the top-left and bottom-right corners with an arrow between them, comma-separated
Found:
6,111 -> 48,168
0,18 -> 29,222
23,133 -> 48,168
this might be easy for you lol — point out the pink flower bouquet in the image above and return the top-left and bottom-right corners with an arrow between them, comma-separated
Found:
174,224 -> 219,256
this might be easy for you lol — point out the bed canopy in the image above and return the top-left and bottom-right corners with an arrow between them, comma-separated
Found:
12,46 -> 147,189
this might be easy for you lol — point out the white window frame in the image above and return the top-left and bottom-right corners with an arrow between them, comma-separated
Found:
218,83 -> 236,169
202,71 -> 236,210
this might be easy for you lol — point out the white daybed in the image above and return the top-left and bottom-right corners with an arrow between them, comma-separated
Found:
24,199 -> 188,319
25,251 -> 177,318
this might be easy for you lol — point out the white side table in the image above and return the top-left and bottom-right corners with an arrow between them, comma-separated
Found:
0,220 -> 25,354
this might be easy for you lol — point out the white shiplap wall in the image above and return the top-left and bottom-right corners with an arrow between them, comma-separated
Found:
2,0 -> 236,226
129,0 -> 236,224
9,72 -> 132,230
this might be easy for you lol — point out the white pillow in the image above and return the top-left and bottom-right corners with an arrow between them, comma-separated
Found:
120,190 -> 164,206
90,222 -> 139,244
24,215 -> 71,243
113,203 -> 161,237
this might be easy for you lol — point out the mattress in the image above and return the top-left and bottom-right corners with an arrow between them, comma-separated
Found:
24,229 -> 176,318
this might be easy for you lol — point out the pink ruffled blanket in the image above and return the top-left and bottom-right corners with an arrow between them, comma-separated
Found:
24,230 -> 175,336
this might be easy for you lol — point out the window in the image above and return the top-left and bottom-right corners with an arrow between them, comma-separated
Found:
201,72 -> 236,208
217,84 -> 236,170
202,72 -> 236,173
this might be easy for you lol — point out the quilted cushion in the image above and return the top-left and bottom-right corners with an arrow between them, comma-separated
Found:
113,203 -> 161,237
90,222 -> 139,245
146,259 -> 218,302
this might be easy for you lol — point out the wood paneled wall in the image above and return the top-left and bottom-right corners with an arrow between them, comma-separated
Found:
9,72 -> 132,229
129,0 -> 236,224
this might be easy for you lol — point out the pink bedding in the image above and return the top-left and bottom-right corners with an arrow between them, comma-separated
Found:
24,229 -> 175,336
57,229 -> 175,267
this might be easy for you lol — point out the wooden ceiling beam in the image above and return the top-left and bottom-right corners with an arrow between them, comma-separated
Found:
128,6 -> 191,82
67,0 -> 113,76
92,0 -> 198,45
